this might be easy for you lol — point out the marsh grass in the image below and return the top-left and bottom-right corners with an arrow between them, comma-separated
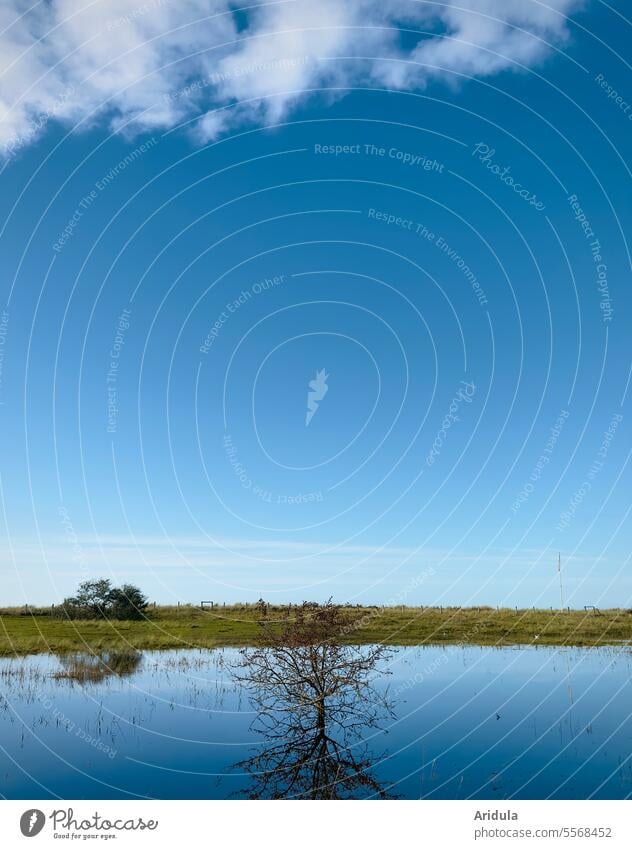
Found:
1,604 -> 631,656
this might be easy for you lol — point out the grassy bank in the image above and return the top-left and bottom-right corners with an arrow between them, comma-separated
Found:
0,604 -> 631,656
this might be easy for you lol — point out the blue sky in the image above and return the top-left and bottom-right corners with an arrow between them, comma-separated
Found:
0,0 -> 630,607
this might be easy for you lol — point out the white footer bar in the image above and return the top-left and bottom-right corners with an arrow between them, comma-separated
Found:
0,800 -> 629,847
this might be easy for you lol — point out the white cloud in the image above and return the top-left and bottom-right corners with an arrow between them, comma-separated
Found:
1,534 -> 440,603
3,533 -> 564,605
377,0 -> 582,88
0,0 -> 582,153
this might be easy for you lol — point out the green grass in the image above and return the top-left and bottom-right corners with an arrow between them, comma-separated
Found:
1,604 -> 631,656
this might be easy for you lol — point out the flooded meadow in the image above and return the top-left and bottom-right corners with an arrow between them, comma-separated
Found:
1,645 -> 632,799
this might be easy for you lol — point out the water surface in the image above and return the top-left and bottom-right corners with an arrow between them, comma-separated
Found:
1,645 -> 631,799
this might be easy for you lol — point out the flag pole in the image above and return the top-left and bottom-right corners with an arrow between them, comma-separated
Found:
558,552 -> 564,611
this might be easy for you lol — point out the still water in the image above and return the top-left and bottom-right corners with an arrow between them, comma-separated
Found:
1,645 -> 631,799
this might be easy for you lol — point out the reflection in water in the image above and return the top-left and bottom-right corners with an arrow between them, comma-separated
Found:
233,603 -> 395,799
3,645 -> 632,799
54,650 -> 142,683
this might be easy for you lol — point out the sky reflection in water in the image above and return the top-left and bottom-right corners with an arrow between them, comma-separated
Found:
1,645 -> 631,800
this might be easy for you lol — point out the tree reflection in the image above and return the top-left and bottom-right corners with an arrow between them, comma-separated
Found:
233,602 -> 395,799
54,650 -> 142,683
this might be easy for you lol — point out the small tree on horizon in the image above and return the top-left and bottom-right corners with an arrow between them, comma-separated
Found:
109,584 -> 149,621
69,579 -> 114,618
58,579 -> 148,620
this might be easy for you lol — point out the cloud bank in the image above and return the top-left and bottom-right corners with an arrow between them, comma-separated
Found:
0,0 -> 582,154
